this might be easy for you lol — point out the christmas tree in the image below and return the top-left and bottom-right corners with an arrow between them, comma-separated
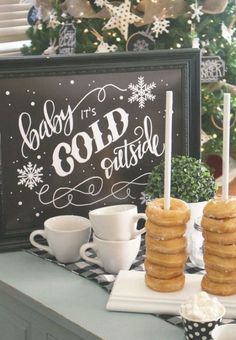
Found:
22,0 -> 236,177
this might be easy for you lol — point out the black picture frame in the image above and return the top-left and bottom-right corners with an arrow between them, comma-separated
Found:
0,49 -> 201,251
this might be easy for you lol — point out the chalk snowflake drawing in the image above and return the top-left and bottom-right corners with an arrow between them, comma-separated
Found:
128,76 -> 156,109
17,162 -> 43,190
139,191 -> 152,205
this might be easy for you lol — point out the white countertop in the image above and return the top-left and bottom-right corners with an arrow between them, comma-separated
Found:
0,250 -> 184,339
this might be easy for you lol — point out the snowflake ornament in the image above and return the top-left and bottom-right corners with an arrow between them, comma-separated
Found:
126,32 -> 155,52
133,39 -> 149,52
128,76 -> 156,109
190,1 -> 203,23
104,0 -> 142,40
201,130 -> 212,145
94,0 -> 106,8
151,16 -> 170,38
17,162 -> 43,190
47,10 -> 59,29
221,22 -> 235,44
96,40 -> 118,53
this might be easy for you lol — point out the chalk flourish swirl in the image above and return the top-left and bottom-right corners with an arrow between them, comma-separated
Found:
36,173 -> 150,209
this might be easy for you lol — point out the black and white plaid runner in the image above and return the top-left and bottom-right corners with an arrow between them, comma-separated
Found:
27,237 -> 236,328
27,236 -> 146,292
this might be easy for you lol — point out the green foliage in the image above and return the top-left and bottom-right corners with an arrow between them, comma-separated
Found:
21,0 -> 236,161
145,156 -> 217,203
201,85 -> 236,160
21,22 -> 61,55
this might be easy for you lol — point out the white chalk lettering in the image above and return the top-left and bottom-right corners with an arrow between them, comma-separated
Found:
52,108 -> 129,176
100,116 -> 164,179
19,100 -> 74,158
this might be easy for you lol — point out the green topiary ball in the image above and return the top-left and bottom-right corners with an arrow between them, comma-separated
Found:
145,155 -> 217,203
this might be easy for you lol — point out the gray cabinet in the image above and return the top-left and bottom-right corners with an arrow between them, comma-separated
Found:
0,289 -> 95,340
0,302 -> 89,340
0,251 -> 184,340
0,305 -> 30,340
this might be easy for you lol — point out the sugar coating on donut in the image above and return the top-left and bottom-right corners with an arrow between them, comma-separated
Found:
203,229 -> 236,245
201,274 -> 236,296
205,266 -> 236,284
145,273 -> 185,292
145,220 -> 186,240
204,251 -> 236,272
201,215 -> 236,233
145,235 -> 187,254
204,241 -> 236,258
146,248 -> 188,268
146,197 -> 190,226
144,259 -> 184,279
203,197 -> 236,219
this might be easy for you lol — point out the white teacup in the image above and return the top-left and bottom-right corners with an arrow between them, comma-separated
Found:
80,234 -> 141,274
89,204 -> 147,241
29,215 -> 91,263
211,324 -> 236,340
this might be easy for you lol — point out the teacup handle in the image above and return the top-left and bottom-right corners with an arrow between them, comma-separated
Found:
80,242 -> 103,268
133,213 -> 147,237
29,230 -> 52,255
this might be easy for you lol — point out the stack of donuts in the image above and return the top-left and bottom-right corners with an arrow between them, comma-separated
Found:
144,197 -> 190,292
201,197 -> 236,296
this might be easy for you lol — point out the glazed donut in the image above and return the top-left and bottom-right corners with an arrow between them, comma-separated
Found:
145,234 -> 187,254
205,266 -> 236,284
144,259 -> 184,279
204,251 -> 236,272
204,241 -> 236,258
203,230 -> 236,245
145,273 -> 185,292
203,197 -> 236,219
146,249 -> 188,267
145,220 -> 186,240
201,215 -> 236,233
146,198 -> 190,226
201,274 -> 236,296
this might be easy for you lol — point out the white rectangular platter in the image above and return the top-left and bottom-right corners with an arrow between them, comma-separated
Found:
106,271 -> 236,318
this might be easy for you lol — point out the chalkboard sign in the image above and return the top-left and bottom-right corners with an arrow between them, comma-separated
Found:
0,49 -> 200,251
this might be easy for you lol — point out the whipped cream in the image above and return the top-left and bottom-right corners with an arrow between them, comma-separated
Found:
180,292 -> 225,321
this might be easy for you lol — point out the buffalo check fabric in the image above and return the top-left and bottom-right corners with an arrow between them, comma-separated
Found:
27,237 -> 235,328
27,236 -> 146,293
